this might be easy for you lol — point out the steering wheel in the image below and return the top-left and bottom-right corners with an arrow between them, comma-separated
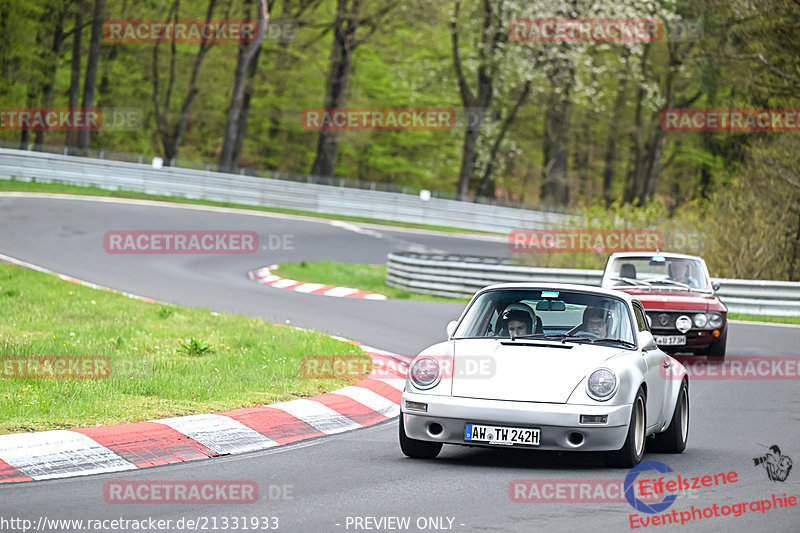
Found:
565,325 -> 600,339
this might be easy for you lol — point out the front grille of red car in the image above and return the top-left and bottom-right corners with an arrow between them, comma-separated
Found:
647,311 -> 686,330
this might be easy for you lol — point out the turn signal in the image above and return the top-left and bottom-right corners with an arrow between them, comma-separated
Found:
712,330 -> 720,338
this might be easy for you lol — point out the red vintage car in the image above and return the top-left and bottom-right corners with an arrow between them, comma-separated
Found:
601,252 -> 727,358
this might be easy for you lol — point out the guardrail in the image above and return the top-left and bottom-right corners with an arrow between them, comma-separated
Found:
386,252 -> 800,317
0,147 -> 572,233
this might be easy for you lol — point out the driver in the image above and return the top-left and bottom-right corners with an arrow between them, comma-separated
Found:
501,309 -> 533,337
580,307 -> 609,337
670,261 -> 698,287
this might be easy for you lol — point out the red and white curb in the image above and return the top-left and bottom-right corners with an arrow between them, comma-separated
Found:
0,345 -> 410,483
249,265 -> 387,300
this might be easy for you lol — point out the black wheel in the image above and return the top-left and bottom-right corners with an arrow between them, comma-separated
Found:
701,329 -> 727,359
399,415 -> 442,459
605,388 -> 646,468
647,379 -> 689,453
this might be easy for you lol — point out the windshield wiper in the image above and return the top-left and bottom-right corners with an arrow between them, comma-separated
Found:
609,276 -> 648,287
590,337 -> 637,348
508,333 -> 549,341
553,333 -> 598,344
645,279 -> 691,289
508,333 -> 595,344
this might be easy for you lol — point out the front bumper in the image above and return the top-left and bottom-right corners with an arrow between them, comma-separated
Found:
651,328 -> 723,352
401,391 -> 632,452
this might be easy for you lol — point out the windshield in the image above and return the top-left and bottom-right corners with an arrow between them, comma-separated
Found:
453,289 -> 635,348
606,256 -> 711,291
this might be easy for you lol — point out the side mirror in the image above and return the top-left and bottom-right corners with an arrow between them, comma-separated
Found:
638,330 -> 658,352
446,320 -> 458,338
712,281 -> 721,292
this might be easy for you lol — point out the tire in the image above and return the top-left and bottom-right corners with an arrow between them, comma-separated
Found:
648,380 -> 689,454
399,415 -> 442,459
702,329 -> 727,360
604,388 -> 646,468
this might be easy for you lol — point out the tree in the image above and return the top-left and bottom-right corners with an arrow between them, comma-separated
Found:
450,0 -> 536,201
75,0 -> 105,156
309,0 -> 399,177
152,0 -> 218,165
218,0 -> 269,173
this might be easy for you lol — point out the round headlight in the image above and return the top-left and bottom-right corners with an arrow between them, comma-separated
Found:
708,312 -> 724,329
675,315 -> 692,333
587,368 -> 617,401
409,357 -> 440,389
693,313 -> 708,328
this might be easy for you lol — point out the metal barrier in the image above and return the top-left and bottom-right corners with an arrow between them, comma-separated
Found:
386,252 -> 800,317
0,147 -> 572,233
3,147 -> 799,316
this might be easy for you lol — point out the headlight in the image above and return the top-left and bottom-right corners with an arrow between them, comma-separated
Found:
409,357 -> 440,389
587,368 -> 617,401
708,312 -> 724,329
693,313 -> 708,328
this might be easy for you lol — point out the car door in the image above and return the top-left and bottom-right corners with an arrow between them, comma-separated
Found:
634,301 -> 668,430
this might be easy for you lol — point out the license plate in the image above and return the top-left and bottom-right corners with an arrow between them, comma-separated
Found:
464,423 -> 540,446
654,335 -> 686,346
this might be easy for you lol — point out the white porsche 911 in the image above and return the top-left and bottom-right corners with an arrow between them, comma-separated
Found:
399,284 -> 689,467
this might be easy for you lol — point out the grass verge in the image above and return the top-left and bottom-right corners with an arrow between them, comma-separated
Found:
728,313 -> 800,325
0,263 -> 370,434
272,261 -> 470,304
0,178 -> 491,234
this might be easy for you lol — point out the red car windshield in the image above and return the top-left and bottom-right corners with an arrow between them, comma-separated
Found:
607,256 -> 711,292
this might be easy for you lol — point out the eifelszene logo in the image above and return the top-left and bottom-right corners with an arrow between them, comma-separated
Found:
753,445 -> 793,482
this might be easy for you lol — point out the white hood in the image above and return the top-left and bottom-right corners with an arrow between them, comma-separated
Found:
451,339 -> 623,404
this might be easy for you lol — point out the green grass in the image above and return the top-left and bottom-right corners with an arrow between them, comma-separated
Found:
272,261 -> 470,304
0,178 -> 492,234
729,313 -> 800,325
0,263 -> 371,434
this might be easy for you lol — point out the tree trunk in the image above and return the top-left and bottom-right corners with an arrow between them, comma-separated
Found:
66,3 -> 83,153
451,0 -> 498,200
475,81 -> 531,198
602,80 -> 627,206
309,0 -> 361,177
230,46 -> 262,170
76,0 -> 104,156
218,0 -> 268,173
456,129 -> 480,200
34,3 -> 68,150
541,89 -> 572,205
153,0 -> 217,165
